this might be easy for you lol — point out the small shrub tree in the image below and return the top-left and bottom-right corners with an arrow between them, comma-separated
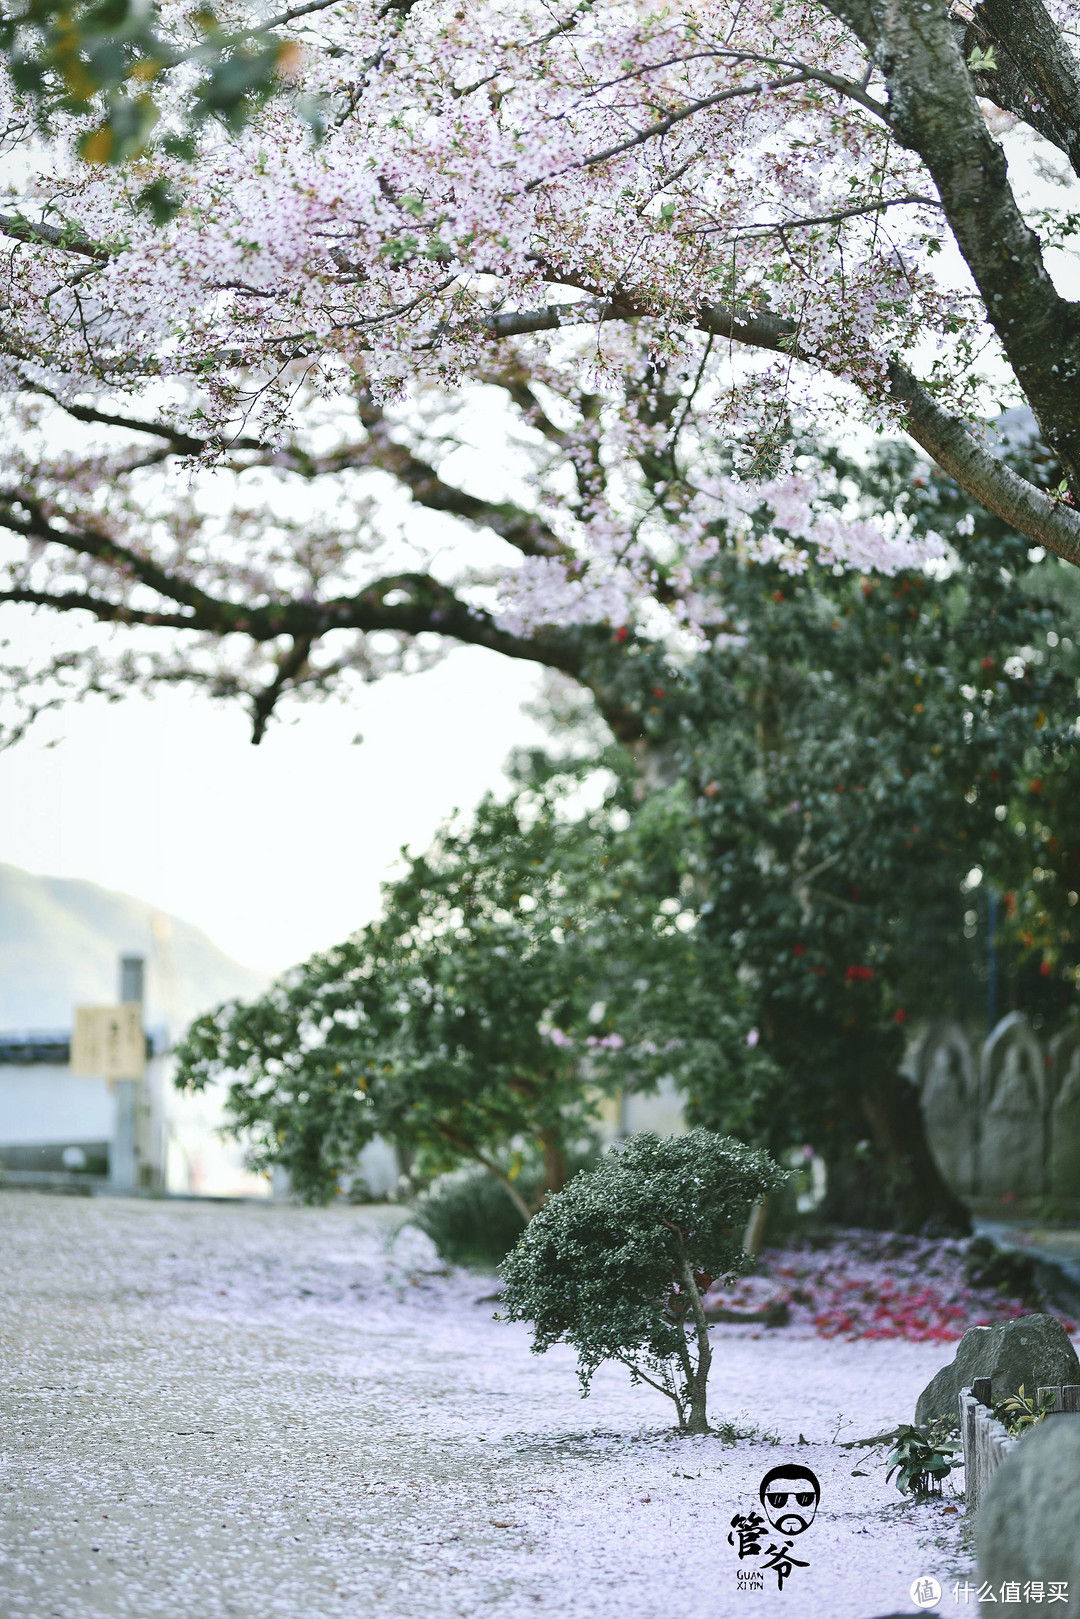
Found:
500,1131 -> 786,1436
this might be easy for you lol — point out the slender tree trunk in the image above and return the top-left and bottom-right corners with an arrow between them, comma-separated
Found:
679,1259 -> 713,1435
538,1130 -> 568,1200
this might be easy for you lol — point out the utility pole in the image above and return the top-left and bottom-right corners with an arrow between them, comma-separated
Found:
110,955 -> 145,1193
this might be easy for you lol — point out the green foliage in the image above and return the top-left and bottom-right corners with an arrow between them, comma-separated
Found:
561,434 -> 1080,1228
993,1383 -> 1058,1437
175,790 -> 607,1204
2,0 -> 303,179
578,783 -> 786,1144
499,1130 -> 786,1433
884,1423 -> 960,1496
843,1418 -> 960,1497
175,773 -> 775,1207
413,1141 -> 599,1269
412,1165 -> 535,1271
174,788 -> 651,1205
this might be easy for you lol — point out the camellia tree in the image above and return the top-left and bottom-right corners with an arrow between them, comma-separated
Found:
173,420 -> 1080,1228
173,780 -> 773,1207
174,438 -> 1080,1229
580,441 -> 1080,1231
175,789 -> 617,1210
500,1130 -> 787,1435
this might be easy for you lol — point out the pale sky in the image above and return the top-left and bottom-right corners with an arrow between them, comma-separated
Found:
0,644 -> 547,974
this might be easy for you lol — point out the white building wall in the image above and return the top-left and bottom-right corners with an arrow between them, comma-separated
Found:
0,1065 -> 113,1142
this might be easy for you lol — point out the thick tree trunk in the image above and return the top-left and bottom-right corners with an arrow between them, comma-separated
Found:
823,1067 -> 971,1235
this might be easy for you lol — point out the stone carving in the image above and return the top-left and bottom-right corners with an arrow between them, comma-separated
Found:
917,1020 -> 978,1195
980,1013 -> 1046,1198
916,1014 -> 1080,1206
1049,1027 -> 1080,1204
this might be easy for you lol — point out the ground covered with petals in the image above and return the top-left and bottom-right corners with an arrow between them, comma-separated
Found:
0,1193 -> 1027,1619
704,1231 -> 1077,1343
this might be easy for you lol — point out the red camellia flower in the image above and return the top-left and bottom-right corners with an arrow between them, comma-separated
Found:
1029,777 -> 1044,794
793,944 -> 806,957
845,964 -> 874,981
1040,960 -> 1052,977
772,590 -> 784,602
894,1008 -> 908,1023
981,657 -> 995,671
613,625 -> 629,643
652,686 -> 665,699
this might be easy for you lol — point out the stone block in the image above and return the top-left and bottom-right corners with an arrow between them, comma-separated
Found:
914,1314 -> 1080,1425
978,1418 -> 1080,1598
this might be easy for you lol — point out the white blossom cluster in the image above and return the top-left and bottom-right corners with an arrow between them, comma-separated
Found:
0,0 -> 1071,666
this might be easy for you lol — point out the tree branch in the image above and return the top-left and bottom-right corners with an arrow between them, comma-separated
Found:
0,213 -> 111,261
963,0 -> 1080,179
0,586 -> 207,629
436,1124 -> 534,1222
612,1351 -> 685,1422
888,363 -> 1080,567
35,390 -> 263,455
353,399 -> 575,561
821,0 -> 1080,493
0,498 -> 245,621
250,634 -> 315,743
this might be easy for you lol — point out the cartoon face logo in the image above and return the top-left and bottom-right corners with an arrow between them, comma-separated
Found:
758,1465 -> 821,1537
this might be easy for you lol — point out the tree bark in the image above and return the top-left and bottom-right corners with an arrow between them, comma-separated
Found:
537,1130 -> 569,1202
823,0 -> 1080,496
823,1068 -> 971,1235
679,1258 -> 713,1435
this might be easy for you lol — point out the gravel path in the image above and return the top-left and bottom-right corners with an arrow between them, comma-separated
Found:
0,1192 -> 972,1619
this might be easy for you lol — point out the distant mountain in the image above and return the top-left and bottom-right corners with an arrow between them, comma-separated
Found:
0,863 -> 269,1034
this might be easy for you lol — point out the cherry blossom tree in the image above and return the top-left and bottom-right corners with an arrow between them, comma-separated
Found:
2,0 -> 1080,745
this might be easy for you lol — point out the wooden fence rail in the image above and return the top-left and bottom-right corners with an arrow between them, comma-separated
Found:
959,1379 -> 1080,1512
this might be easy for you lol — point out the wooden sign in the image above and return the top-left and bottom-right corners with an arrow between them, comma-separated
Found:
71,1004 -> 145,1080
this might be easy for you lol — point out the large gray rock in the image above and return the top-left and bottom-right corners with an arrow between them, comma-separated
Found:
914,1314 -> 1080,1424
978,1418 -> 1080,1602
